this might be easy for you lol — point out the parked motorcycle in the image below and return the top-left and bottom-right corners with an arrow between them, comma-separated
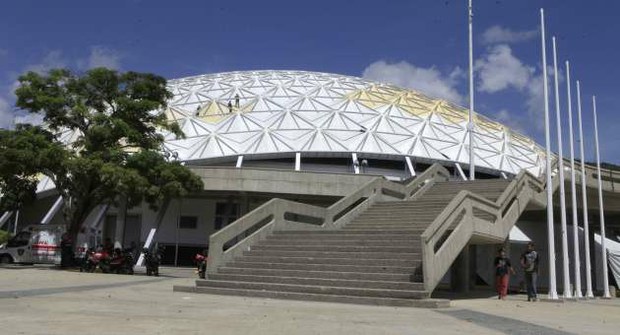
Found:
101,248 -> 134,275
79,247 -> 109,273
194,251 -> 207,279
143,247 -> 162,276
80,247 -> 134,274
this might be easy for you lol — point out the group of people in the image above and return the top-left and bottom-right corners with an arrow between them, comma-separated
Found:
493,242 -> 539,301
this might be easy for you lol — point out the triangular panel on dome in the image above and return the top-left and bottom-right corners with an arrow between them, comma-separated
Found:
388,115 -> 425,135
248,131 -> 278,154
164,107 -> 190,123
374,115 -> 396,134
427,122 -> 463,143
322,112 -> 351,131
181,119 -> 214,138
269,132 -> 297,152
422,137 -> 461,155
320,131 -> 352,151
414,139 -> 447,161
301,130 -> 332,152
271,129 -> 314,144
216,113 -> 253,133
268,111 -> 299,130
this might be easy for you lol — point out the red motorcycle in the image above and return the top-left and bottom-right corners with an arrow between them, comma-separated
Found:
194,252 -> 207,279
80,247 -> 134,275
80,248 -> 110,273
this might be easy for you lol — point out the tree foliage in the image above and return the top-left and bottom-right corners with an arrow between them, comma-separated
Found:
1,68 -> 203,238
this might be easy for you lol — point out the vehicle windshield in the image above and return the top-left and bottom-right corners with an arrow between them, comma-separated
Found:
7,231 -> 32,248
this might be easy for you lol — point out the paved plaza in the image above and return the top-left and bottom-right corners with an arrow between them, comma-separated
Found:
0,266 -> 618,335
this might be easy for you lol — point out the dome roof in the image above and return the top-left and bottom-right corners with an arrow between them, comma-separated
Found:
162,70 -> 545,176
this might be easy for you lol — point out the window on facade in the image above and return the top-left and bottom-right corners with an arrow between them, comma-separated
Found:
179,216 -> 198,229
214,202 -> 240,230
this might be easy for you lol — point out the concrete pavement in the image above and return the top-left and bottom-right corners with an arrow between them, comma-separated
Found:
0,267 -> 618,335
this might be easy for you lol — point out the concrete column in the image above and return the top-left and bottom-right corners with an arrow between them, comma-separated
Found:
469,244 -> 477,290
114,197 -> 127,248
451,245 -> 471,293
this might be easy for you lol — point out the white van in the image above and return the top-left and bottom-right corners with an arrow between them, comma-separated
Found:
0,224 -> 66,264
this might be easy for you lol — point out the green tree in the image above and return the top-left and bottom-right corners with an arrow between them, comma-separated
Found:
1,67 -> 203,243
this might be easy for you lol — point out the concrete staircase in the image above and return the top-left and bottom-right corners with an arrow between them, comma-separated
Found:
174,178 -> 515,308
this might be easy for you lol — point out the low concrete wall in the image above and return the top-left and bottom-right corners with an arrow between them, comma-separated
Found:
189,166 -> 378,197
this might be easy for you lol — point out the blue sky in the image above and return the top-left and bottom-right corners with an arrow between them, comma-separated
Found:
1,0 -> 618,163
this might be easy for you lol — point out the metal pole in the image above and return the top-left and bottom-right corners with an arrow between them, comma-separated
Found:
552,37 -> 572,298
565,61 -> 582,298
576,81 -> 594,298
0,212 -> 12,230
540,9 -> 558,299
41,196 -> 63,224
175,199 -> 182,267
13,210 -> 19,235
592,96 -> 611,298
468,0 -> 475,180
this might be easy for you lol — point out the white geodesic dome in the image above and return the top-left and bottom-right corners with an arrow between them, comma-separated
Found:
161,70 -> 545,176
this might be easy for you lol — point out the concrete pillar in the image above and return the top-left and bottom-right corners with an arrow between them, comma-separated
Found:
469,244 -> 478,290
451,244 -> 471,293
114,197 -> 127,248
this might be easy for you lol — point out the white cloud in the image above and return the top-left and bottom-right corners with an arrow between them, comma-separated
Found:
474,44 -> 564,132
362,60 -> 465,105
79,46 -> 122,70
481,26 -> 538,45
475,44 -> 534,93
493,109 -> 525,134
0,97 -> 13,129
13,112 -> 44,126
24,50 -> 67,74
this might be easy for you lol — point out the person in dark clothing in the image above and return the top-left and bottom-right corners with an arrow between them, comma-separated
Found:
494,247 -> 515,299
103,238 -> 114,254
520,242 -> 540,301
60,232 -> 74,268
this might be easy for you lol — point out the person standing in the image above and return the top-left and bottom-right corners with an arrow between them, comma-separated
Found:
494,248 -> 515,300
520,242 -> 539,301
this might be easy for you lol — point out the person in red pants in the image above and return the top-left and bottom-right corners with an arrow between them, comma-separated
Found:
494,248 -> 515,300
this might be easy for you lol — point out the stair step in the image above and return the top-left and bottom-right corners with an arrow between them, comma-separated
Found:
193,279 -> 430,299
273,231 -> 421,237
340,227 -> 426,233
244,250 -> 420,260
262,238 -> 417,246
269,233 -> 420,240
237,256 -> 420,267
173,285 -> 450,308
217,267 -> 415,281
252,245 -> 419,253
204,274 -> 425,290
226,261 -> 418,274
274,229 -> 425,235
355,214 -> 443,219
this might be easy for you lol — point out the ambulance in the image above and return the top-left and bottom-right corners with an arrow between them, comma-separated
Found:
0,225 -> 65,264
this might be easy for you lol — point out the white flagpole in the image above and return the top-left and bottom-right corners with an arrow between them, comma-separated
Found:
468,0 -> 475,180
576,81 -> 594,298
552,36 -> 571,298
565,61 -> 582,298
592,96 -> 611,298
541,9 -> 558,300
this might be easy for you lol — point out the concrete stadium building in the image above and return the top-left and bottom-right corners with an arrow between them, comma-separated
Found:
3,70 -> 620,306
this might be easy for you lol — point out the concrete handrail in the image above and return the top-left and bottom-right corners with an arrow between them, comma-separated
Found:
420,170 -> 544,292
206,163 -> 450,273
